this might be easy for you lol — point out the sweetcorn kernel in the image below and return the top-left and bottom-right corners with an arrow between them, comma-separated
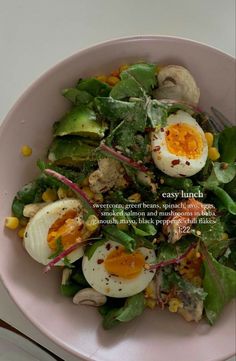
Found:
168,298 -> 183,313
81,177 -> 89,187
42,188 -> 58,202
204,132 -> 214,147
18,227 -> 26,238
111,69 -> 119,77
107,76 -> 120,86
96,75 -> 108,83
119,64 -> 129,73
116,223 -> 129,231
85,215 -> 100,232
5,217 -> 19,230
82,186 -> 94,200
21,145 -> 32,157
208,147 -> 220,161
93,193 -> 104,203
57,187 -> 68,199
146,299 -> 157,309
221,232 -> 229,241
128,193 -> 141,203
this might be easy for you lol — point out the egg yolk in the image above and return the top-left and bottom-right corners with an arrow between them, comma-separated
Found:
104,247 -> 145,279
165,123 -> 203,159
47,210 -> 83,251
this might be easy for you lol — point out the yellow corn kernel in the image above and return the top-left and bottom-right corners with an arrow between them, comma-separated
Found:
128,193 -> 141,203
57,187 -> 68,199
111,69 -> 120,77
107,76 -> 120,86
82,186 -> 94,200
195,251 -> 201,258
221,232 -> 229,241
96,75 -> 108,83
204,132 -> 214,147
21,145 -> 32,157
19,217 -> 28,226
191,276 -> 202,287
5,217 -> 19,230
93,193 -> 104,203
67,189 -> 75,197
18,227 -> 26,239
81,177 -> 89,187
208,147 -> 220,161
42,188 -> 58,202
116,223 -> 129,231
168,298 -> 183,313
146,299 -> 157,309
119,64 -> 129,73
85,215 -> 100,233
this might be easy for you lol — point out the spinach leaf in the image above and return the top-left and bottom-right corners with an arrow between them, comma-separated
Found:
95,97 -> 136,120
213,162 -> 236,184
103,225 -> 136,252
147,99 -> 168,128
110,76 -> 144,100
121,63 -> 157,93
156,238 -> 193,263
202,247 -> 236,324
60,284 -> 82,297
195,217 -> 226,258
76,78 -> 111,97
224,175 -> 236,200
218,126 -> 236,163
62,88 -> 93,105
101,293 -> 145,329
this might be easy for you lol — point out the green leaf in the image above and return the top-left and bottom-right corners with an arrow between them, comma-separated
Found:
202,247 -> 236,324
101,293 -> 145,329
60,284 -> 82,297
72,272 -> 89,287
224,176 -> 236,200
95,97 -> 136,120
11,198 -> 25,218
195,217 -> 226,258
103,225 -> 136,252
77,78 -> 111,97
147,100 -> 168,128
213,162 -> 236,184
110,76 -> 144,100
48,237 -> 63,259
218,127 -> 236,163
121,63 -> 157,93
62,88 -> 93,105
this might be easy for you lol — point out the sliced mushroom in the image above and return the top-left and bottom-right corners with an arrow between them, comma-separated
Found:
73,288 -> 107,307
154,65 -> 200,106
23,202 -> 49,218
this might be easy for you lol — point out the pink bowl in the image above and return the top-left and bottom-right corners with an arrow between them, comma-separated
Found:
0,36 -> 235,361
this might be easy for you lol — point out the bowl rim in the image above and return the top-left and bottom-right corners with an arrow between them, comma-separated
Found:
0,34 -> 235,361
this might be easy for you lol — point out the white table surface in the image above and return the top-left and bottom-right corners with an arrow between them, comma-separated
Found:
0,1 -> 235,360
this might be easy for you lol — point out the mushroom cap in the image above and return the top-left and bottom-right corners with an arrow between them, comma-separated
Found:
154,65 -> 200,106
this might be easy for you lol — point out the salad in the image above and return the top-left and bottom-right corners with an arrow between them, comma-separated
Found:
6,62 -> 236,330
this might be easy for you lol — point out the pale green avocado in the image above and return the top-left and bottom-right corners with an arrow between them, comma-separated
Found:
48,137 -> 96,166
53,106 -> 107,139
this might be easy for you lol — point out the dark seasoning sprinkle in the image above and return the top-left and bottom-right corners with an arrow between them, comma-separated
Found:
171,159 -> 180,167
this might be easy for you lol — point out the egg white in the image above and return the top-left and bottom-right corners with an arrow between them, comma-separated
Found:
24,199 -> 84,265
82,240 -> 156,298
151,110 -> 208,177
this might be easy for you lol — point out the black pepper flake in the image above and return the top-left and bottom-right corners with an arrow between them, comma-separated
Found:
150,270 -> 154,273
185,161 -> 190,166
145,256 -> 149,260
153,145 -> 161,152
25,232 -> 28,238
160,128 -> 164,132
105,277 -> 109,282
115,246 -> 119,250
179,174 -> 186,177
97,259 -> 104,264
118,288 -> 122,291
171,159 -> 180,166
106,243 -> 111,251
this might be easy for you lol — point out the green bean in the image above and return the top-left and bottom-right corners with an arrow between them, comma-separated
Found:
161,176 -> 193,190
209,186 -> 236,215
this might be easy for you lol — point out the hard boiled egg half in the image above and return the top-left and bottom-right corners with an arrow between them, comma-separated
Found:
82,240 -> 156,298
151,110 -> 208,177
24,199 -> 85,265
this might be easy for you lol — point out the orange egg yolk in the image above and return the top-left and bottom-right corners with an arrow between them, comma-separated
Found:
104,247 -> 145,279
166,123 -> 203,159
47,210 -> 83,251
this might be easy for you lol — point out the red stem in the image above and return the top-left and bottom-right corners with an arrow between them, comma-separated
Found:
44,242 -> 81,273
100,143 -> 148,172
149,242 -> 196,270
44,169 -> 99,216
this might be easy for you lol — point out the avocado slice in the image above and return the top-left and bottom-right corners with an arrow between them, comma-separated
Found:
48,136 -> 96,166
53,106 -> 107,139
